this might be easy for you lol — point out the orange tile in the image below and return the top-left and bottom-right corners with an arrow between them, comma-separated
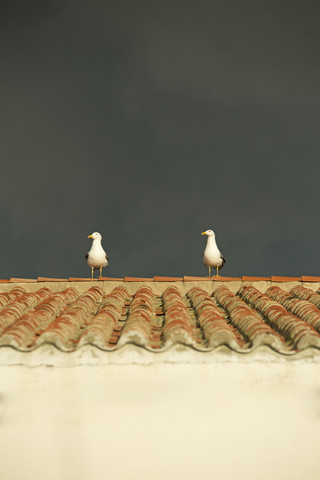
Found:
154,276 -> 183,282
124,277 -> 153,282
242,276 -> 270,281
301,276 -> 320,282
0,278 -> 317,355
271,276 -> 301,282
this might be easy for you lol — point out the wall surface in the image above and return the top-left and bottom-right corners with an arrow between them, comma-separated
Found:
1,362 -> 320,480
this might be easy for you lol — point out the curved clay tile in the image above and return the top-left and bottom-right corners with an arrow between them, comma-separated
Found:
162,286 -> 199,348
78,286 -> 129,349
187,287 -> 244,351
36,287 -> 104,350
0,288 -> 53,334
214,286 -> 283,351
290,285 -> 320,310
0,288 -> 78,349
0,286 -> 27,309
238,285 -> 320,350
266,286 -> 320,333
117,286 -> 155,348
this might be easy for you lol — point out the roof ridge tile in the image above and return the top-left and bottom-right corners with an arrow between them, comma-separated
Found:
271,276 -> 301,282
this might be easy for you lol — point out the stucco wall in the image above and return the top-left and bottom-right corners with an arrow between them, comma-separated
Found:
1,362 -> 320,480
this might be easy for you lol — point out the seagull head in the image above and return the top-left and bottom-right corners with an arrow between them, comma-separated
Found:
201,229 -> 215,237
88,232 -> 102,240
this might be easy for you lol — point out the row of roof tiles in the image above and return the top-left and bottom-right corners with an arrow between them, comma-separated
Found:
0,283 -> 320,354
1,275 -> 320,283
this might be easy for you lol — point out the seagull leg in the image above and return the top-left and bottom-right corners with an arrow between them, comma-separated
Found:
209,266 -> 211,278
216,266 -> 219,277
100,267 -> 102,277
91,267 -> 94,279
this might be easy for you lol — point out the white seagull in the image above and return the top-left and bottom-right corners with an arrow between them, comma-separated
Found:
86,232 -> 109,278
201,229 -> 226,277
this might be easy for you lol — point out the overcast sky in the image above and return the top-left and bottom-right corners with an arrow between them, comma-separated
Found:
1,0 -> 319,278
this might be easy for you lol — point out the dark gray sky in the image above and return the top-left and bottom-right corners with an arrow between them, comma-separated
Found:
1,0 -> 319,278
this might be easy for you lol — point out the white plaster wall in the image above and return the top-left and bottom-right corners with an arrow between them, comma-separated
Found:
0,362 -> 320,480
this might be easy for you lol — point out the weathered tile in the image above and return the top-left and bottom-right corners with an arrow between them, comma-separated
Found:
0,279 -> 320,355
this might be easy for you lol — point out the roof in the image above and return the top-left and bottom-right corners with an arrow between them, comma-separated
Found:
1,276 -> 320,364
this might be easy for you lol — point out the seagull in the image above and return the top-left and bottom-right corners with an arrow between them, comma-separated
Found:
201,229 -> 226,277
86,232 -> 109,278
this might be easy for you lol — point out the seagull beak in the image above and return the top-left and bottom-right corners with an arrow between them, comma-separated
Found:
201,232 -> 207,235
88,235 -> 93,238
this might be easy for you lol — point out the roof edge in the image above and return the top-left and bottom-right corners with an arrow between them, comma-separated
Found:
2,275 -> 320,283
1,343 -> 320,366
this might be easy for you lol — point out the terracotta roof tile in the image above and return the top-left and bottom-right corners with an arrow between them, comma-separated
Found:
36,286 -> 103,350
0,280 -> 320,356
290,285 -> 320,309
266,286 -> 320,333
270,276 -> 301,282
0,287 -> 26,309
0,288 -> 77,350
238,285 -> 320,350
78,286 -> 128,348
187,287 -> 244,350
214,286 -> 283,350
118,286 -> 154,348
162,286 -> 200,347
